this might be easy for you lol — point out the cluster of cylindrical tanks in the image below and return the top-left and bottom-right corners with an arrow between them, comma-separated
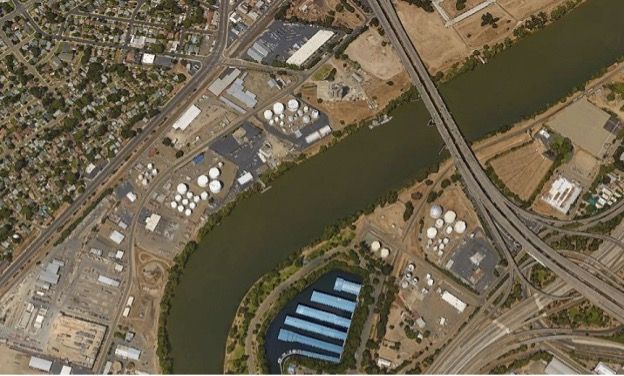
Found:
425,204 -> 468,257
137,162 -> 159,187
263,99 -> 320,129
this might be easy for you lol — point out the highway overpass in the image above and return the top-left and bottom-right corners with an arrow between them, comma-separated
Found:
369,0 -> 624,323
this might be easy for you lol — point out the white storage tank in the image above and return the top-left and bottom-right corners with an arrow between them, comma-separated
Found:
454,220 -> 467,234
197,175 -> 209,188
176,183 -> 188,195
209,167 -> 221,179
311,109 -> 319,119
200,191 -> 209,201
177,205 -> 184,213
174,194 -> 182,202
209,180 -> 223,194
444,210 -> 457,224
170,201 -> 178,209
273,102 -> 284,115
189,202 -> 197,210
263,109 -> 273,120
184,208 -> 192,217
380,248 -> 390,259
429,204 -> 443,219
426,227 -> 437,239
435,218 -> 444,229
182,198 -> 189,206
371,240 -> 381,252
287,99 -> 299,112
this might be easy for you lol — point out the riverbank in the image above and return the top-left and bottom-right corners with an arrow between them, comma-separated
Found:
163,0 -> 624,372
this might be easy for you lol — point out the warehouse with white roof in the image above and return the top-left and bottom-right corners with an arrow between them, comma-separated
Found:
286,30 -> 335,67
172,105 -> 201,131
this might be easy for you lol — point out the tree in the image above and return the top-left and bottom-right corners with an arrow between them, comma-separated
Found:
403,201 -> 414,221
162,137 -> 173,147
481,12 -> 500,28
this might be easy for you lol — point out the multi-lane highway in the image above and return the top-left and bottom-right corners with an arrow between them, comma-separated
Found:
369,0 -> 624,322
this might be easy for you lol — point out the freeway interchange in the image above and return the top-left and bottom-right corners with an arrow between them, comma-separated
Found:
369,0 -> 624,339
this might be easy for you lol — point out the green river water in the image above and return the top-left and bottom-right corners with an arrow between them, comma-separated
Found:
168,0 -> 624,372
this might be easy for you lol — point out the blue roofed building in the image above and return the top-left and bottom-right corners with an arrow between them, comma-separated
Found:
333,277 -> 362,297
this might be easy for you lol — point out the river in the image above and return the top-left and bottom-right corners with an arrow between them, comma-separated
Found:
167,0 -> 624,372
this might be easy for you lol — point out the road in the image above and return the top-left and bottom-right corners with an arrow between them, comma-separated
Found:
427,228 -> 624,373
370,0 -> 624,323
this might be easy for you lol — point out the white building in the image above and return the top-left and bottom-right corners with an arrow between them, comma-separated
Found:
594,362 -> 616,375
286,30 -> 335,66
29,357 -> 52,373
441,290 -> 467,313
141,53 -> 155,65
542,176 -> 582,214
98,275 -> 121,288
109,230 -> 125,245
115,345 -> 142,361
172,105 -> 201,131
145,213 -> 161,232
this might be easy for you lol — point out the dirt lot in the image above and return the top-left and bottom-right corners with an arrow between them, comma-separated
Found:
498,0 -> 568,19
300,56 -> 411,126
0,345 -> 31,374
489,141 -> 553,201
455,4 -> 516,48
440,0 -> 492,19
46,314 -> 107,368
559,149 -> 599,187
345,28 -> 404,80
396,1 -> 470,74
286,0 -> 365,29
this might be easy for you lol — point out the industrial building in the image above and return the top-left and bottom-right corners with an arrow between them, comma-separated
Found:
172,105 -> 201,131
29,356 -> 52,373
542,176 -> 582,214
333,277 -> 362,296
115,345 -> 142,361
208,68 -> 241,96
441,290 -> 467,313
310,291 -> 357,314
286,30 -> 335,67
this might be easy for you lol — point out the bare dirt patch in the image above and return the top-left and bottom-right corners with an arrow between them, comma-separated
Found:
346,29 -> 403,80
440,0 -> 494,19
498,0 -> 567,19
489,141 -> 553,201
396,1 -> 470,74
455,3 -> 516,48
0,345 -> 31,374
46,314 -> 107,368
300,57 -> 411,126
